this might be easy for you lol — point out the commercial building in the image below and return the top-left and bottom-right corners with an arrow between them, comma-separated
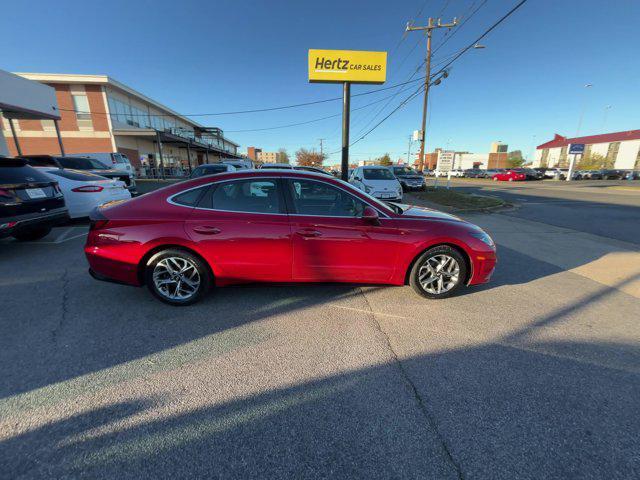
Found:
533,130 -> 640,170
414,143 -> 509,171
0,73 -> 241,176
257,151 -> 288,164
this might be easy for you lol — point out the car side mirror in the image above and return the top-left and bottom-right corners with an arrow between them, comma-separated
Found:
354,176 -> 361,181
362,206 -> 380,225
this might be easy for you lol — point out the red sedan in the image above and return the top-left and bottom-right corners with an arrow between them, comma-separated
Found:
85,170 -> 496,305
492,169 -> 527,182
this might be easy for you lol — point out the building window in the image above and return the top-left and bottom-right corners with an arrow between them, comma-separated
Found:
606,142 -> 620,165
72,95 -> 91,120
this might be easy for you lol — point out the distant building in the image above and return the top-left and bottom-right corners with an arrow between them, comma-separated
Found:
257,151 -> 287,164
490,141 -> 508,153
0,73 -> 240,175
246,146 -> 262,161
413,144 -> 508,171
533,130 -> 640,170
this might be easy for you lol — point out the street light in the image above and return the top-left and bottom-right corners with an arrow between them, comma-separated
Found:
601,105 -> 612,132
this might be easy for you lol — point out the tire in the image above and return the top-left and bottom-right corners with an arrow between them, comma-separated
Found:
12,226 -> 51,241
144,249 -> 211,306
409,245 -> 467,299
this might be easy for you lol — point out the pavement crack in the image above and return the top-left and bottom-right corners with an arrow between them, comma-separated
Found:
51,269 -> 69,346
358,287 -> 465,480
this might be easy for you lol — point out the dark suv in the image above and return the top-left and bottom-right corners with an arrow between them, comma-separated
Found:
390,166 -> 426,191
0,156 -> 69,241
22,155 -> 137,195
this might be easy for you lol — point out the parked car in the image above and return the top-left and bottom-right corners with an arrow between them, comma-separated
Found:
464,169 -> 487,178
222,159 -> 254,170
390,166 -> 426,191
349,165 -> 403,201
36,168 -> 131,218
190,163 -> 237,178
294,166 -> 334,176
599,169 -> 626,180
493,169 -> 527,182
75,152 -> 134,176
259,163 -> 293,169
85,170 -> 497,305
521,168 -> 544,180
0,156 -> 69,241
543,168 -> 568,179
625,170 -> 640,180
448,169 -> 466,178
22,155 -> 137,195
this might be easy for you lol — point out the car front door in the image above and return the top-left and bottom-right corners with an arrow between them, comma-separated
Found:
284,178 -> 402,283
185,178 -> 292,283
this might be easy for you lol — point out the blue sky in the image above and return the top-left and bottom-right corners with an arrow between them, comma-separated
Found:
2,0 -> 639,164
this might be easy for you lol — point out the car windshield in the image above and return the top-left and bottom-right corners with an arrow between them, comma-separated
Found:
363,168 -> 394,180
59,157 -> 108,170
392,167 -> 419,176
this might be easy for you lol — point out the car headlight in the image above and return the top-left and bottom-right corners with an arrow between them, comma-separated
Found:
364,185 -> 372,193
470,231 -> 495,248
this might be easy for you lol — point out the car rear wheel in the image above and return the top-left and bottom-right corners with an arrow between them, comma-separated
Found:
12,226 -> 51,241
409,246 -> 467,299
145,249 -> 211,306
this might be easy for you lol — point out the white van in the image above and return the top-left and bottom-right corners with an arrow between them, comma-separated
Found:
76,152 -> 133,175
349,165 -> 403,202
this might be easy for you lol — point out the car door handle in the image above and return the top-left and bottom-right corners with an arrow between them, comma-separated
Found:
296,229 -> 322,238
192,226 -> 221,235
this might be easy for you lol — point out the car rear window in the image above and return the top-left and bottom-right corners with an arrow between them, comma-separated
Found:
0,162 -> 53,185
59,157 -> 108,170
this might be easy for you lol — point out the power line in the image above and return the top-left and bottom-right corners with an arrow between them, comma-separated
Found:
432,0 -> 488,55
225,89 -> 406,133
57,76 -> 426,119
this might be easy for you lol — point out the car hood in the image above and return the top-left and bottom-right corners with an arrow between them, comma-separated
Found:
395,204 -> 462,222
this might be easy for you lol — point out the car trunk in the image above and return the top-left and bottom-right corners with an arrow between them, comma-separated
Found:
1,160 -> 65,218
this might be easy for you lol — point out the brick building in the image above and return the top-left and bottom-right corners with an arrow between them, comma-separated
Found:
0,73 -> 241,175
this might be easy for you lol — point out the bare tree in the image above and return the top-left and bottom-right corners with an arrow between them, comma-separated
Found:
295,148 -> 326,167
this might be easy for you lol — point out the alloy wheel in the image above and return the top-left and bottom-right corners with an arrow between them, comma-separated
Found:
418,254 -> 460,295
152,256 -> 201,300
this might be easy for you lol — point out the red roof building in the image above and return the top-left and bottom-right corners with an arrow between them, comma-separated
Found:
534,130 -> 640,170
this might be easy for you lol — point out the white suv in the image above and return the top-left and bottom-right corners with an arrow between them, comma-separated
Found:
349,166 -> 403,202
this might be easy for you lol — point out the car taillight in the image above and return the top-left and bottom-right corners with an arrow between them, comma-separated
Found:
0,188 -> 12,198
52,183 -> 62,195
72,185 -> 104,193
89,219 -> 110,231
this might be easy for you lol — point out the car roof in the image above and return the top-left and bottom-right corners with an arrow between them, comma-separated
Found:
361,165 -> 390,169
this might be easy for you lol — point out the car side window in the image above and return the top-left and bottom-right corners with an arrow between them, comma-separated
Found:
172,186 -> 209,206
287,179 -> 365,217
207,179 -> 281,214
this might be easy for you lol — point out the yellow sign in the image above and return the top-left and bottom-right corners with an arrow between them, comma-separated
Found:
308,49 -> 387,84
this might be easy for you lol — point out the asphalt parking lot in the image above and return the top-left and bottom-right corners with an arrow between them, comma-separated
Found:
1,180 -> 639,479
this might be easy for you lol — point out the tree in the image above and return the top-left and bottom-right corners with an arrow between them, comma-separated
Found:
277,148 -> 290,164
506,150 -> 524,168
295,148 -> 326,167
578,152 -> 610,170
376,153 -> 393,166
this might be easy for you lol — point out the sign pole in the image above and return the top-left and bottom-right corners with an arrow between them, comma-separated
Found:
341,82 -> 351,181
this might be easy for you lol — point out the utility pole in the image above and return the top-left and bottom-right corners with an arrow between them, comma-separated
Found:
406,17 -> 457,171
318,138 -> 325,157
407,135 -> 412,166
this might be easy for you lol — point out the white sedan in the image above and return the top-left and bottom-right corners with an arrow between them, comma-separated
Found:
37,168 -> 131,218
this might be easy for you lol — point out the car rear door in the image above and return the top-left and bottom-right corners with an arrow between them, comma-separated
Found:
284,177 -> 401,283
184,177 -> 293,283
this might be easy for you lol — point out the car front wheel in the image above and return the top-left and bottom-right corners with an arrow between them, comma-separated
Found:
145,249 -> 211,306
409,245 -> 467,299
